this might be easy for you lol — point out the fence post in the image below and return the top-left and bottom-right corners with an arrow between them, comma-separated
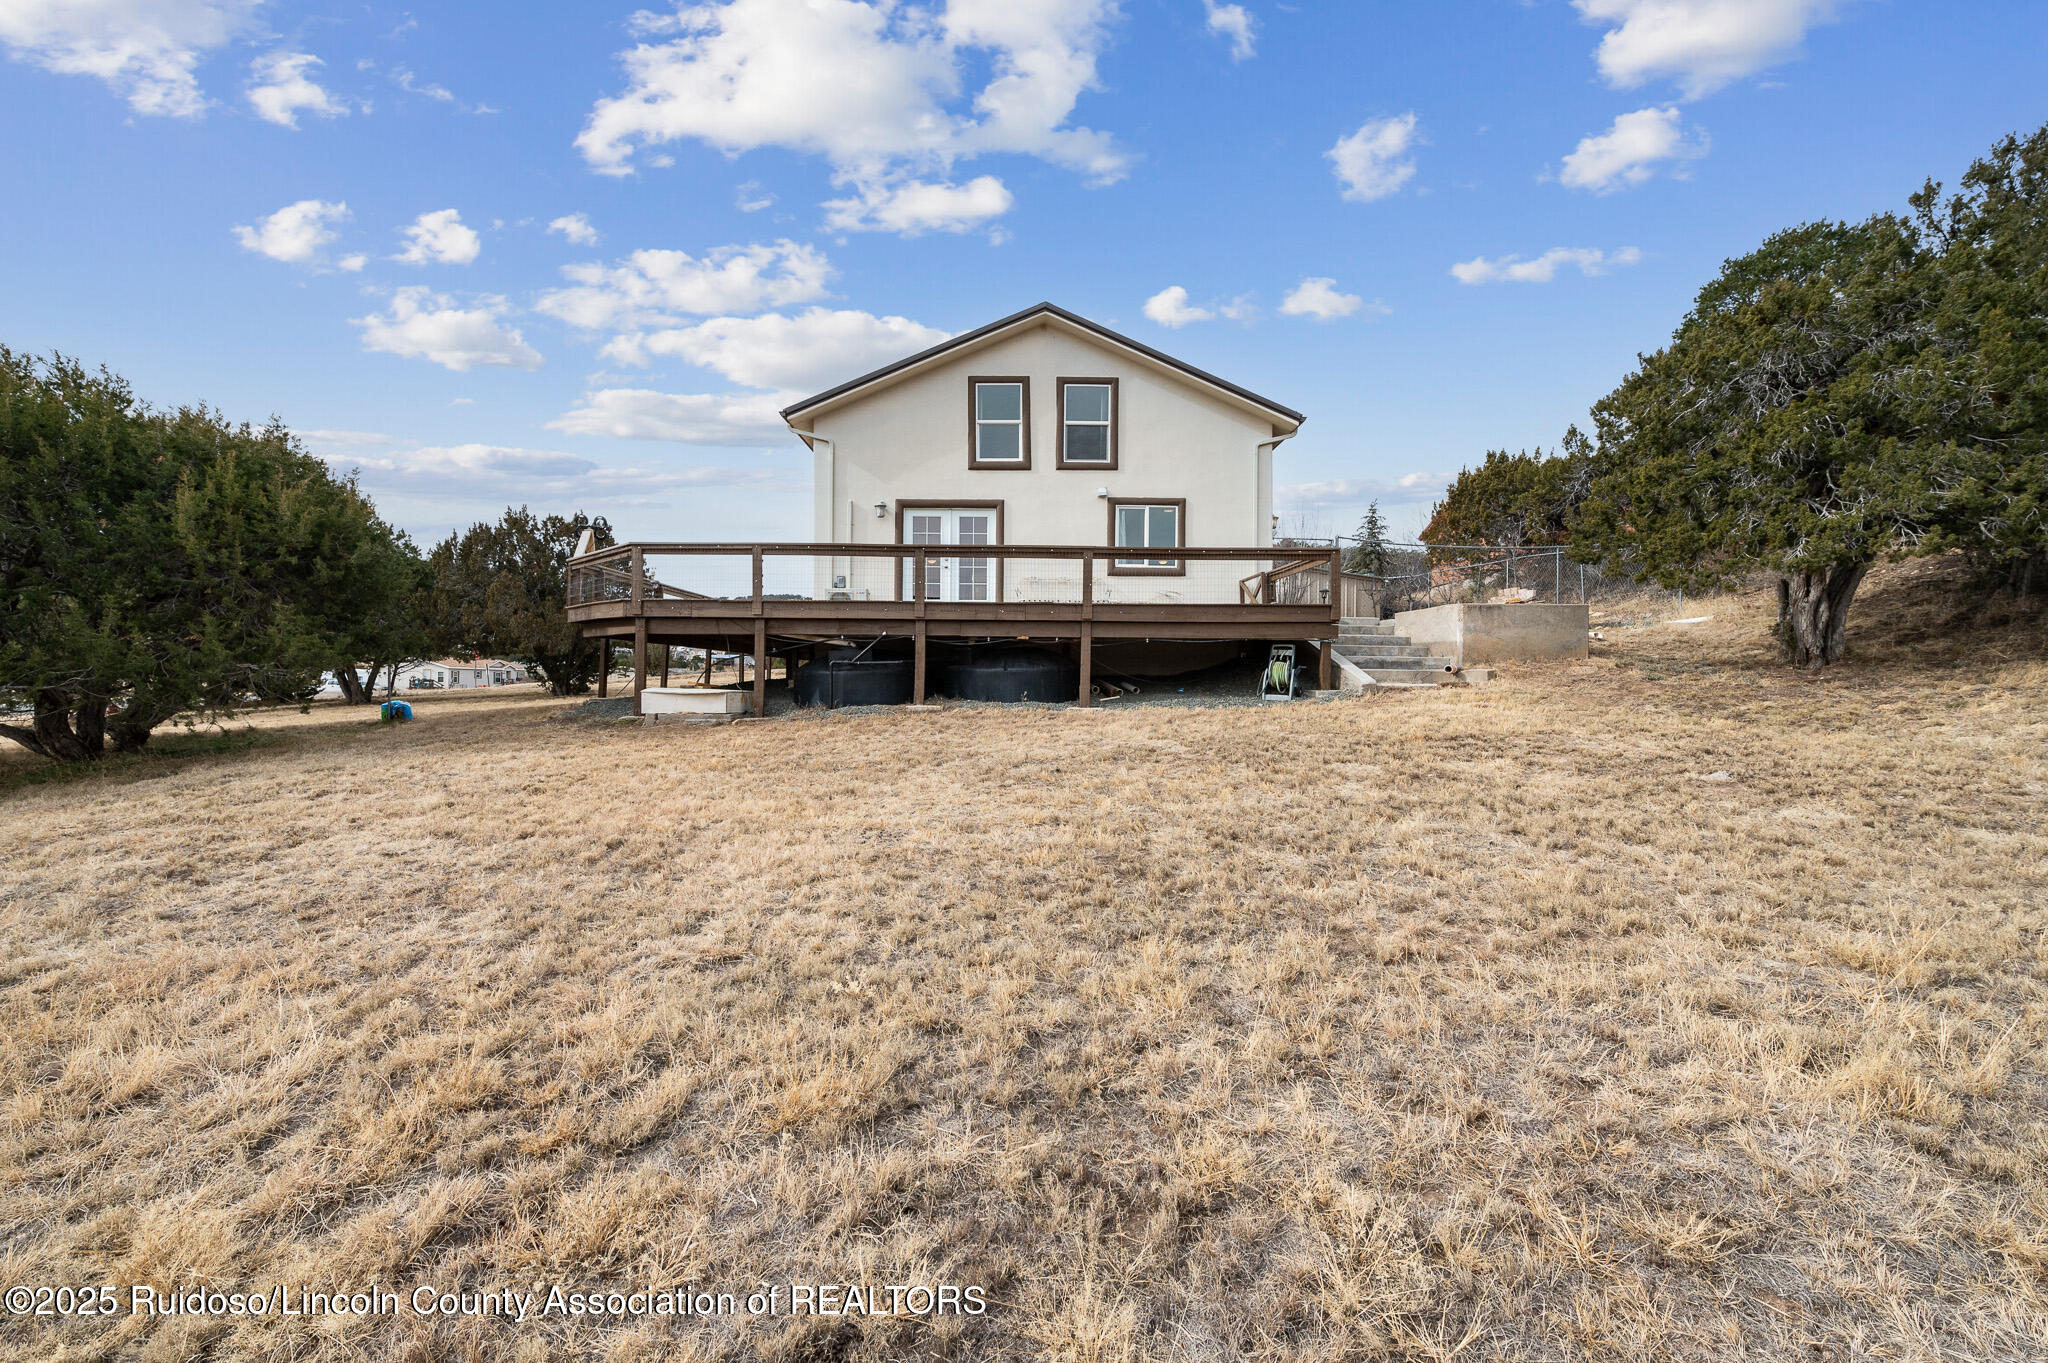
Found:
750,547 -> 763,617
630,545 -> 644,610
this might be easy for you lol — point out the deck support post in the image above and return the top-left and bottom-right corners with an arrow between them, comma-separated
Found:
598,642 -> 609,698
1079,550 -> 1095,708
1078,623 -> 1094,708
660,645 -> 670,687
913,622 -> 928,705
633,622 -> 648,716
752,620 -> 767,717
1319,639 -> 1332,691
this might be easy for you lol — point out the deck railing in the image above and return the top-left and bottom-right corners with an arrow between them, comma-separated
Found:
567,542 -> 1345,615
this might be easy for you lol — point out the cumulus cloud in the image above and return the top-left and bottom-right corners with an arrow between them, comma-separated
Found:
601,307 -> 950,392
245,50 -> 347,127
1280,472 -> 1451,507
1202,1 -> 1255,61
1328,113 -> 1419,203
575,0 -> 1126,233
1450,246 -> 1643,285
547,213 -> 600,246
535,240 -> 833,332
1280,277 -> 1376,321
394,208 -> 481,265
1559,106 -> 1707,193
821,175 -> 1014,234
735,180 -> 775,212
232,198 -> 352,265
0,0 -> 262,117
547,388 -> 798,444
1142,285 -> 1213,328
1574,0 -> 1850,99
353,288 -> 543,371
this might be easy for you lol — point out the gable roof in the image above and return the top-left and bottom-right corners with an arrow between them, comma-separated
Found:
779,301 -> 1304,429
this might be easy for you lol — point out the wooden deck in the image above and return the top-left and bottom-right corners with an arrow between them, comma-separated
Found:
567,541 -> 1343,712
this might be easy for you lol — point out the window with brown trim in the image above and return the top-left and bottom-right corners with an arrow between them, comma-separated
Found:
1056,377 -> 1118,469
968,377 -> 1030,468
1107,498 -> 1186,576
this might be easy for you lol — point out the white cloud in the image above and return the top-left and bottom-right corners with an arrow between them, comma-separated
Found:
337,252 -> 366,272
394,208 -> 481,265
547,388 -> 798,444
0,0 -> 262,117
1559,106 -> 1707,193
603,307 -> 950,392
312,436 -> 786,501
1280,277 -> 1371,321
575,0 -> 1127,233
1281,472 -> 1450,506
1450,246 -> 1643,285
391,64 -> 453,101
1328,112 -> 1419,203
1574,0 -> 1849,99
245,50 -> 347,127
821,175 -> 1013,234
232,198 -> 351,265
1202,1 -> 1255,61
547,213 -> 600,246
1142,285 -> 1213,328
536,240 -> 833,331
735,180 -> 775,212
353,288 -> 544,371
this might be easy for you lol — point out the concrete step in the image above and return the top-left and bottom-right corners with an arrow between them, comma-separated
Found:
1337,644 -> 1433,659
1361,664 -> 1456,683
1338,630 -> 1405,643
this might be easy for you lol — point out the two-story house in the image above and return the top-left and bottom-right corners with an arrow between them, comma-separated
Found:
780,301 -> 1303,604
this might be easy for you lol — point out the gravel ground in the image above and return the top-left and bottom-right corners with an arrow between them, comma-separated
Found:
558,659 -> 1344,722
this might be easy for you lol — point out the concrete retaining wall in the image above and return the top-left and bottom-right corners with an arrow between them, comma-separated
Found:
1392,603 -> 1589,669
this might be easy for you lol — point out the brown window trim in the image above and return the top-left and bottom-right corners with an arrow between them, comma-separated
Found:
1055,376 -> 1119,470
967,376 -> 1031,470
1105,497 -> 1187,577
893,499 -> 1006,600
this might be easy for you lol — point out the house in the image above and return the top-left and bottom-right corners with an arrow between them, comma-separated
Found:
395,659 -> 530,690
567,303 -> 1345,712
781,301 -> 1302,603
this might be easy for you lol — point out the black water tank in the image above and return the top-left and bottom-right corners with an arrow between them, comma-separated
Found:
792,658 -> 914,708
939,647 -> 1079,703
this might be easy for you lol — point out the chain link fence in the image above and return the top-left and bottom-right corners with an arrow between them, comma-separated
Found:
1274,538 -> 1686,620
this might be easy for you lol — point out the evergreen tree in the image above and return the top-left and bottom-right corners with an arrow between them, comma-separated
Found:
0,350 -> 419,758
423,508 -> 613,696
1346,501 -> 1392,575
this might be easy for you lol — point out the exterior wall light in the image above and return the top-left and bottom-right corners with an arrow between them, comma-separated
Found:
874,502 -> 888,518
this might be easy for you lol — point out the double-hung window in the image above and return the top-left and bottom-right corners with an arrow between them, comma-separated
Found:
1057,378 -> 1117,468
969,378 -> 1029,468
1109,499 -> 1185,575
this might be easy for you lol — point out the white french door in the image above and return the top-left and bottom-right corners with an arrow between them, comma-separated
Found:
906,508 -> 997,602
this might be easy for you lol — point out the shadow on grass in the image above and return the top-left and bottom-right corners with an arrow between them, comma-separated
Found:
0,727 -> 281,795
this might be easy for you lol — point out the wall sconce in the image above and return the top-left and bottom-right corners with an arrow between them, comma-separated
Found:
874,502 -> 888,519
1095,487 -> 1109,498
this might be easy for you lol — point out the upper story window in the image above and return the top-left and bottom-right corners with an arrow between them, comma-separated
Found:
1057,378 -> 1118,469
968,377 -> 1030,469
1108,498 -> 1185,576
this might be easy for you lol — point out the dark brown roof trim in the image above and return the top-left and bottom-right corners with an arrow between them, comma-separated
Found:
778,301 -> 1305,425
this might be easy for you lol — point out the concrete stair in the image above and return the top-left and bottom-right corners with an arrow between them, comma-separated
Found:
1332,617 -> 1455,684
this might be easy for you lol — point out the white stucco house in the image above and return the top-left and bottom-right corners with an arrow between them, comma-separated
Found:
779,302 -> 1304,602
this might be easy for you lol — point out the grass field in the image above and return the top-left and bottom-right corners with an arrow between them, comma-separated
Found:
2,561 -> 2044,1361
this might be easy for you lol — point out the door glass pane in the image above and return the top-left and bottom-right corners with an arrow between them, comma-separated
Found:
910,514 -> 943,545
975,383 -> 1022,421
955,514 -> 992,546
1065,425 -> 1109,463
976,423 -> 1021,461
1065,384 -> 1109,422
957,559 -> 990,601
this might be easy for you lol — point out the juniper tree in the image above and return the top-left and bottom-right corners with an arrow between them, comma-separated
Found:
1573,217 -> 1950,666
423,508 -> 612,696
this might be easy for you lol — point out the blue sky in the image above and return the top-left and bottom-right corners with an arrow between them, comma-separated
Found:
4,0 -> 2044,546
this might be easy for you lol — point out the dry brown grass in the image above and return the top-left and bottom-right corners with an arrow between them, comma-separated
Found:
3,562 -> 2045,1361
